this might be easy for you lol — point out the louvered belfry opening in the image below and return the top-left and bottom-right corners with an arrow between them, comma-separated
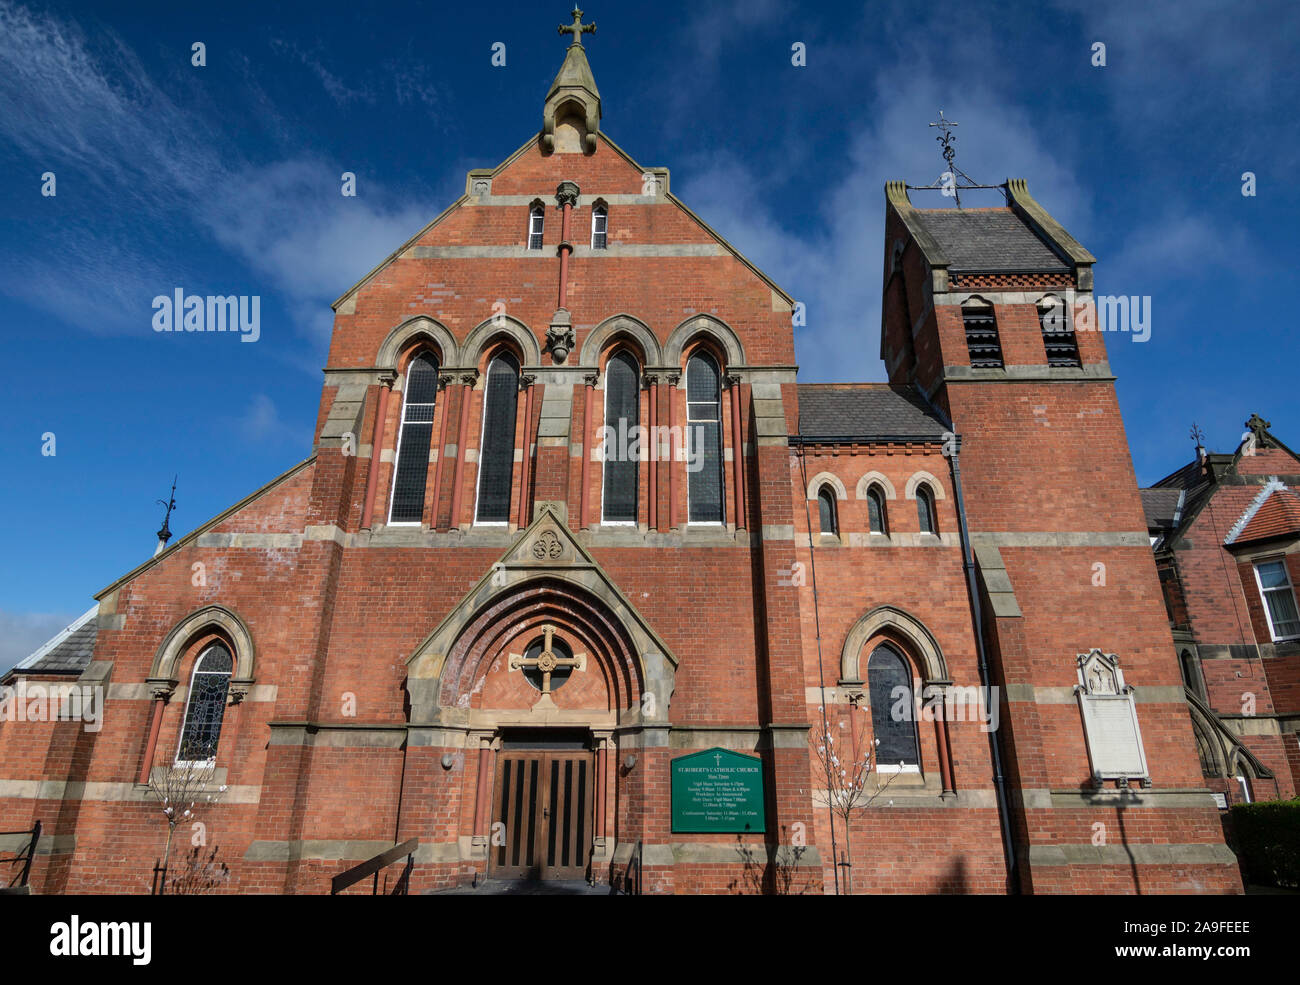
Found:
602,350 -> 639,522
476,353 -> 520,523
962,303 -> 1004,369
389,352 -> 439,523
1039,298 -> 1081,367
686,351 -> 725,524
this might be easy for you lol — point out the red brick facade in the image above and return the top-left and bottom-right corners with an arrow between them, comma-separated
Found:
1143,428 -> 1300,812
0,46 -> 1243,895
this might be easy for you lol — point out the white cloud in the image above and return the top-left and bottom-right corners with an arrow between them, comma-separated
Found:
0,1 -> 438,348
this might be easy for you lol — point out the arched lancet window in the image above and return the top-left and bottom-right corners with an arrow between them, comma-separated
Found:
602,350 -> 639,523
686,351 -> 725,524
867,485 -> 888,535
867,643 -> 920,771
527,204 -> 545,250
388,351 -> 439,524
817,486 -> 837,536
475,352 -> 520,524
916,485 -> 937,535
177,642 -> 233,764
591,202 -> 608,249
1180,649 -> 1203,698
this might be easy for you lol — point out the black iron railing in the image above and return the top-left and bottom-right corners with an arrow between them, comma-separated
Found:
1,820 -> 41,892
331,838 -> 419,895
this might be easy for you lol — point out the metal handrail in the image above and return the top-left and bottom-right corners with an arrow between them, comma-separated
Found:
1,820 -> 41,890
330,838 -> 419,895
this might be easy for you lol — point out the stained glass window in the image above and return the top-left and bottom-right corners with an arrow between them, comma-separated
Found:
817,486 -> 837,535
917,486 -> 937,534
686,352 -> 725,524
868,644 -> 919,769
476,354 -> 520,523
602,351 -> 638,522
867,486 -> 887,534
177,643 -> 233,764
389,352 -> 439,524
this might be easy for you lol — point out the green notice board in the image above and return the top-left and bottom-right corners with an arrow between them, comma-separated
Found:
670,747 -> 766,833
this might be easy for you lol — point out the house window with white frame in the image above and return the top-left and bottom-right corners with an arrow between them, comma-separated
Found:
1255,558 -> 1300,641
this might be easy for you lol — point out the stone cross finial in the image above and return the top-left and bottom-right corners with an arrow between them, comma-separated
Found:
558,6 -> 596,46
1246,413 -> 1272,437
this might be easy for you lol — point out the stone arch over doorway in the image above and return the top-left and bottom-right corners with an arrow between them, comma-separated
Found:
405,506 -> 676,728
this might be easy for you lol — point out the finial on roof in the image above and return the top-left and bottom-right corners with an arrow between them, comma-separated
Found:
154,476 -> 177,557
543,7 -> 601,154
558,7 -> 596,46
925,110 -> 979,208
1246,413 -> 1272,438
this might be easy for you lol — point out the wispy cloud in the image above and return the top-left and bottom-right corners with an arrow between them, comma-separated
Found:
0,1 -> 436,344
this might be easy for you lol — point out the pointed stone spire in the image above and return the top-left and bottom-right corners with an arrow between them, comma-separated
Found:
543,7 -> 600,154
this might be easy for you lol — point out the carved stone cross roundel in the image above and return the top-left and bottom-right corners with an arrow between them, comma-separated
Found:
510,625 -> 580,696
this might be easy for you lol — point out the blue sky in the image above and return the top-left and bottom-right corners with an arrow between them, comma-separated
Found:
1,0 -> 1297,669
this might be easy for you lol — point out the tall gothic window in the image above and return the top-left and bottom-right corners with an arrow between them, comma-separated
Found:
602,351 -> 639,523
388,352 -> 439,524
867,485 -> 888,535
867,644 -> 919,771
686,351 -> 725,524
916,485 -> 937,535
177,643 -> 233,764
591,202 -> 608,249
527,204 -> 545,250
817,486 -> 837,535
475,353 -> 520,524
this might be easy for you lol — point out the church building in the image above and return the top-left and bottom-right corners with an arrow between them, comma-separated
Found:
0,13 -> 1247,894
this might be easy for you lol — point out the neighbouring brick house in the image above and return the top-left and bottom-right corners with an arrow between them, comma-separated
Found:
0,23 -> 1248,894
1141,416 -> 1300,811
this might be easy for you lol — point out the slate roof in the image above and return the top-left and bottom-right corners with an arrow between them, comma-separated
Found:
913,208 -> 1070,273
796,384 -> 949,441
10,606 -> 98,677
1140,488 -> 1184,529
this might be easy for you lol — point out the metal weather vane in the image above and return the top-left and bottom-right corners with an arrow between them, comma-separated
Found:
156,475 -> 177,548
917,109 -> 985,208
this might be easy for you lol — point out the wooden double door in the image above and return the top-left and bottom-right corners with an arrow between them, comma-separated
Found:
491,740 -> 594,881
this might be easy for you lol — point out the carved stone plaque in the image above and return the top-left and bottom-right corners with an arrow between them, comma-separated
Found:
1075,649 -> 1151,787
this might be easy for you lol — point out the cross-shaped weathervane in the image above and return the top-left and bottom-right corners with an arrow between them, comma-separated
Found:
559,7 -> 596,46
511,625 -> 582,696
927,109 -> 976,208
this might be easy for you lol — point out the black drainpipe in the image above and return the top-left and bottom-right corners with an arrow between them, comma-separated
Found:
947,434 -> 1020,894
